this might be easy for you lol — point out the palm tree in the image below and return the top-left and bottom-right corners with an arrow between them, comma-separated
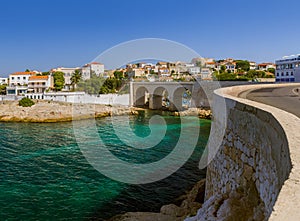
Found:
71,70 -> 82,91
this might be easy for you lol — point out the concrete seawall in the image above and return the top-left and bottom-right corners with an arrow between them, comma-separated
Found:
187,83 -> 300,220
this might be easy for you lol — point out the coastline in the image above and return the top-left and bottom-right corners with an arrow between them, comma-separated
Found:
0,100 -> 136,123
0,101 -> 212,123
107,179 -> 206,221
0,100 -> 210,220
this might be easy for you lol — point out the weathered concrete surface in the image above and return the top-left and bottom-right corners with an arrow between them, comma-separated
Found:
186,83 -> 300,221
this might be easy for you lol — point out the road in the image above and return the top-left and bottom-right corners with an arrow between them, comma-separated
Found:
244,85 -> 300,118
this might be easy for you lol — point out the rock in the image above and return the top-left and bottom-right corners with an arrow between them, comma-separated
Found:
161,204 -> 186,217
108,179 -> 206,221
108,212 -> 182,221
0,101 -> 133,123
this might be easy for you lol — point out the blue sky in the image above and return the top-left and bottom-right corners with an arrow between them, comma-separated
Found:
0,0 -> 299,76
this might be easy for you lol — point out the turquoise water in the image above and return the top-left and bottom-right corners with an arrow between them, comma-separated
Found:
0,110 -> 210,220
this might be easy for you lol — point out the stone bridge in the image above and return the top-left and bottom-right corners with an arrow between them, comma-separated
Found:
129,81 -> 211,111
129,81 -> 255,111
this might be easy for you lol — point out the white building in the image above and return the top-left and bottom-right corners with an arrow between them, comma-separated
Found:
200,68 -> 213,80
50,67 -> 80,90
81,62 -> 105,80
0,77 -> 8,85
9,72 -> 35,86
275,55 -> 300,82
27,75 -> 53,93
188,66 -> 201,75
249,61 -> 257,70
257,63 -> 276,71
6,72 -> 35,95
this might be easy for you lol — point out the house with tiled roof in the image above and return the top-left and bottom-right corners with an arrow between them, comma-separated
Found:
257,62 -> 276,71
9,72 -> 35,86
6,71 -> 36,95
27,75 -> 53,93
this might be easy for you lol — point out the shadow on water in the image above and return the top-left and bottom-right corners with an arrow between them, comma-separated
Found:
87,111 -> 209,220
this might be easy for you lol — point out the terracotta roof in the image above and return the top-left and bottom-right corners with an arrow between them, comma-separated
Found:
29,75 -> 49,81
258,63 -> 275,66
11,72 -> 36,76
206,62 -> 216,65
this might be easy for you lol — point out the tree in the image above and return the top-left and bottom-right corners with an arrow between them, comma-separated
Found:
113,71 -> 124,79
42,72 -> 50,76
0,84 -> 7,95
76,74 -> 105,94
99,78 -> 122,94
220,65 -> 226,73
25,69 -> 31,72
53,71 -> 65,91
19,97 -> 35,107
71,70 -> 82,91
267,68 -> 275,74
235,60 -> 250,72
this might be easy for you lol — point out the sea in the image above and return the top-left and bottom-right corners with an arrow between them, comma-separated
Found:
0,110 -> 210,220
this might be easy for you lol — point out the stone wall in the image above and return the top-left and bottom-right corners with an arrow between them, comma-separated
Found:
187,83 -> 300,221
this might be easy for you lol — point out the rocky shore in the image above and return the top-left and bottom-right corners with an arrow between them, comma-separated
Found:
0,100 -> 136,123
108,179 -> 206,221
0,101 -> 212,123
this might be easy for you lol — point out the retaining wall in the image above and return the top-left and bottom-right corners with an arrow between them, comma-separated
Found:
188,83 -> 300,220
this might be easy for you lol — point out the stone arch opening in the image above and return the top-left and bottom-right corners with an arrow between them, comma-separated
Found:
170,87 -> 191,111
192,87 -> 209,108
149,87 -> 169,110
135,86 -> 149,107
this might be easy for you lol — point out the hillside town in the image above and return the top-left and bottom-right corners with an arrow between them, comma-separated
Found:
0,55 -> 299,98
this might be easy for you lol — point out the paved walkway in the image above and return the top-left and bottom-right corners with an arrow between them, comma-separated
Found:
244,85 -> 300,118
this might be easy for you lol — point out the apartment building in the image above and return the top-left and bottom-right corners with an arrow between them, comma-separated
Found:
275,55 -> 300,82
6,72 -> 36,95
27,75 -> 53,93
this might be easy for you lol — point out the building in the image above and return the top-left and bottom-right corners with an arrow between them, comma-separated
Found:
257,63 -> 276,71
50,67 -> 80,90
158,67 -> 170,77
0,77 -> 8,85
6,72 -> 36,95
156,61 -> 168,68
127,68 -> 145,78
191,57 -> 214,67
27,75 -> 53,93
9,71 -> 35,86
249,61 -> 257,70
205,61 -> 217,69
275,55 -> 300,82
216,58 -> 237,73
200,68 -> 213,80
188,66 -> 201,75
81,62 -> 105,80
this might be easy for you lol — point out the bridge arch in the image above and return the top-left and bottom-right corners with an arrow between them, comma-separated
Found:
135,86 -> 149,107
149,86 -> 169,110
169,87 -> 192,111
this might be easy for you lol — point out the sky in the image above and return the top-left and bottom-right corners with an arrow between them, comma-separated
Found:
0,0 -> 300,77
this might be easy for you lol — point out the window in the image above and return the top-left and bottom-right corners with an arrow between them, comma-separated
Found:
23,77 -> 26,80
291,72 -> 294,76
12,77 -> 14,80
276,73 -> 279,76
17,77 -> 20,80
281,72 -> 284,76
286,72 -> 289,76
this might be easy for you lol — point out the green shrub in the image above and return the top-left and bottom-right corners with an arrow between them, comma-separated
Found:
19,97 -> 35,107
